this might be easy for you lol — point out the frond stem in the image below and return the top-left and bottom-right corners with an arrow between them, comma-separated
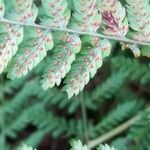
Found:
80,94 -> 89,147
88,115 -> 140,149
0,18 -> 150,46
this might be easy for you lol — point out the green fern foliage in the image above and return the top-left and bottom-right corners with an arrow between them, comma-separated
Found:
39,0 -> 71,27
0,0 -> 149,97
69,0 -> 101,32
0,22 -> 23,74
42,32 -> 81,90
125,0 -> 150,57
92,100 -> 144,136
126,0 -> 150,42
0,50 -> 149,149
127,110 -> 150,150
4,0 -> 38,23
7,27 -> 53,79
64,38 -> 111,98
0,1 -> 149,149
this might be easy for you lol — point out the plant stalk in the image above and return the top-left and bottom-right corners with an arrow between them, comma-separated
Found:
0,18 -> 150,46
88,115 -> 140,149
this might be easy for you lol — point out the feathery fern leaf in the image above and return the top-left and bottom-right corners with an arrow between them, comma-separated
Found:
4,0 -> 38,23
0,0 -> 39,74
5,0 -> 53,79
125,0 -> 150,57
126,0 -> 150,42
64,38 -> 111,98
69,0 -> 101,32
39,0 -> 71,27
127,110 -> 150,150
7,27 -> 53,79
92,100 -> 144,137
42,32 -> 81,90
111,56 -> 150,84
0,0 -> 149,97
90,69 -> 127,102
0,23 -> 23,74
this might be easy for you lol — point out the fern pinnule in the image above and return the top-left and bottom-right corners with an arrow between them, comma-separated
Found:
63,47 -> 102,98
124,0 -> 150,57
39,0 -> 81,90
4,0 -> 54,79
69,0 -> 101,32
126,0 -> 150,42
0,23 -> 23,74
42,32 -> 81,90
0,0 -> 38,75
39,0 -> 71,27
7,27 -> 53,79
64,38 -> 111,98
4,0 -> 38,23
0,0 -> 4,17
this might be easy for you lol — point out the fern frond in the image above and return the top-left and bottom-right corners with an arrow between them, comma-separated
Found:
0,0 -> 149,97
0,22 -> 23,74
111,56 -> 150,84
21,129 -> 47,148
32,111 -> 86,138
64,38 -> 111,98
4,0 -> 38,23
92,100 -> 144,137
4,0 -> 54,79
0,81 -> 40,117
7,27 -> 53,79
124,0 -> 150,57
126,0 -> 150,42
91,70 -> 127,102
112,109 -> 150,150
127,109 -> 150,150
39,0 -> 71,27
0,0 -> 39,74
42,32 -> 81,90
69,0 -> 101,32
